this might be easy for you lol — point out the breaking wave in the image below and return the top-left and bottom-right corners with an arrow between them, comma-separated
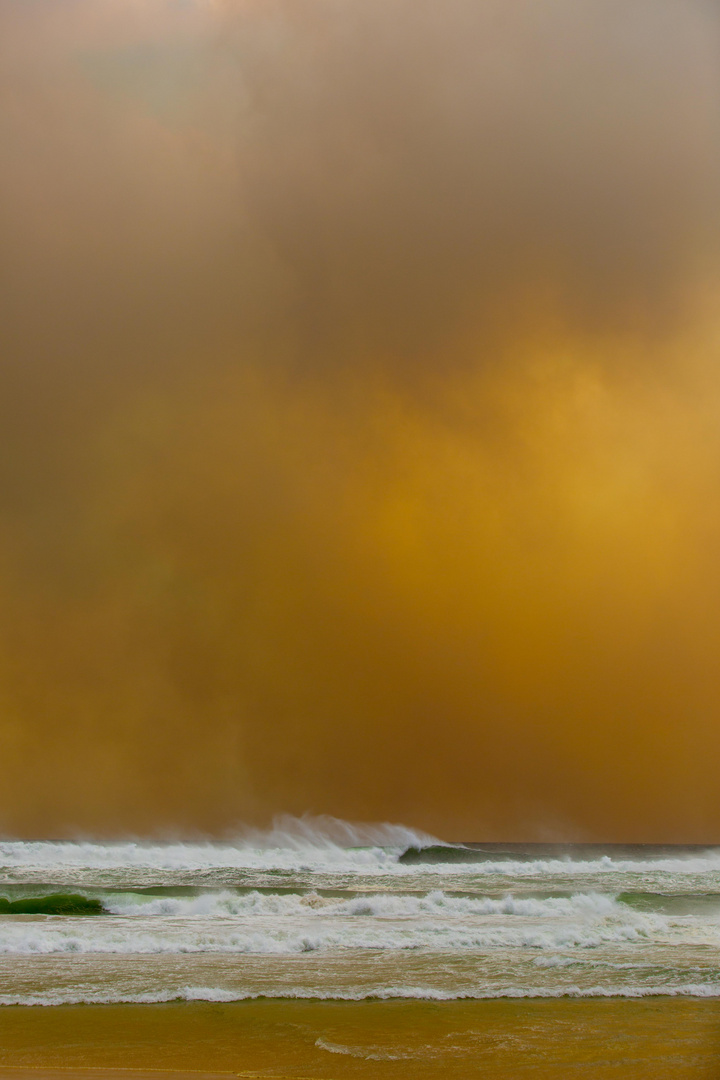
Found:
0,893 -> 102,916
0,817 -> 437,874
0,889 -> 672,954
1,823 -> 719,879
104,887 -> 642,920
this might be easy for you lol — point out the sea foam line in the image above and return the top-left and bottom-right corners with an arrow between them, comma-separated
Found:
0,918 -> 665,954
104,888 -> 632,919
2,983 -> 720,1007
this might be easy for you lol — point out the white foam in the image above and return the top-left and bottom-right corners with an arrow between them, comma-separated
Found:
532,955 -> 582,968
104,888 -> 649,924
1,983 -> 719,1007
2,850 -> 717,883
315,1037 -> 415,1060
0,891 -> 671,954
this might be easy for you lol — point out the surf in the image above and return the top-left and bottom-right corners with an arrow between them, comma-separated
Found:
0,893 -> 103,915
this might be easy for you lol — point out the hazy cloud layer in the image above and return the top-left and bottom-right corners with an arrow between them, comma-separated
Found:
1,0 -> 720,837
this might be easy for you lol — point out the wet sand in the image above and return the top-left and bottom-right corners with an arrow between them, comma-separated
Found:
0,999 -> 719,1079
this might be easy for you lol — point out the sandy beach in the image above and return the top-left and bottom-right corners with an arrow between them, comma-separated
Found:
0,999 -> 719,1080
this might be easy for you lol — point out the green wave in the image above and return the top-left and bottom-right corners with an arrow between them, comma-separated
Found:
397,844 -> 509,864
0,893 -> 104,915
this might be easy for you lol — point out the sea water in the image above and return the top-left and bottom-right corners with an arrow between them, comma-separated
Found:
1,821 -> 719,1007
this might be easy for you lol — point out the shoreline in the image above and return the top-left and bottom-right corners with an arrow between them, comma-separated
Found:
2,989 -> 720,1006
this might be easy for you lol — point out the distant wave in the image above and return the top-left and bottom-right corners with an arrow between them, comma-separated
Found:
0,816 -> 438,874
398,844 -> 484,864
2,824 -> 720,877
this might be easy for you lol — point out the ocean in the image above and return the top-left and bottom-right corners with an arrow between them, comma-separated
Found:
1,822 -> 719,1007
2,823 -> 720,1078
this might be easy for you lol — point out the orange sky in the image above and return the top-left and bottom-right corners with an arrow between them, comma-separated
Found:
1,0 -> 720,839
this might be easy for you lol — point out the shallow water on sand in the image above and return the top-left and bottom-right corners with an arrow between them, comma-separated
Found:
1,998 -> 719,1079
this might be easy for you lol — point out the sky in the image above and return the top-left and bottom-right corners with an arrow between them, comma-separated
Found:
1,0 -> 720,840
